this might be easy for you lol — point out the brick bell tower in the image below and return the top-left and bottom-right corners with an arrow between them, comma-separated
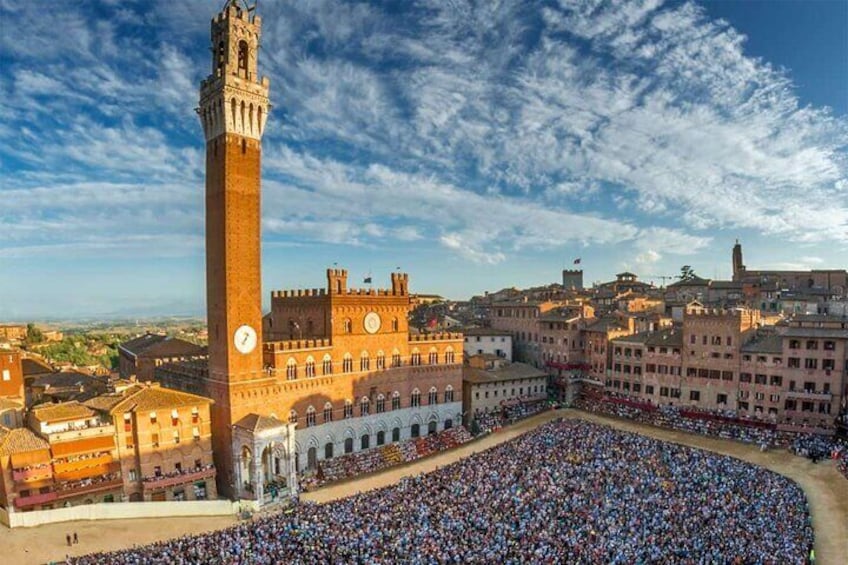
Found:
198,0 -> 270,498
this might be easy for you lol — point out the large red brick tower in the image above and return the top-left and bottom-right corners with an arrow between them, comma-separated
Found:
198,0 -> 271,498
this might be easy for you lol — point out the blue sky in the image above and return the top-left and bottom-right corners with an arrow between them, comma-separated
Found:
1,0 -> 846,320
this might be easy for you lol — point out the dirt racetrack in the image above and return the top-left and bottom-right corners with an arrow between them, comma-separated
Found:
3,409 -> 845,564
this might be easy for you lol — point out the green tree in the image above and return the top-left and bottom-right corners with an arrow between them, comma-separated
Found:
679,265 -> 697,281
26,323 -> 44,343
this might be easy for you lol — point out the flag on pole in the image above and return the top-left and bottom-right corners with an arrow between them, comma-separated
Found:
573,258 -> 581,265
364,277 -> 372,284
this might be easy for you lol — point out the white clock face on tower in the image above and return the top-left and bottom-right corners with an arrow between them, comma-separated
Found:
234,325 -> 258,354
363,312 -> 382,334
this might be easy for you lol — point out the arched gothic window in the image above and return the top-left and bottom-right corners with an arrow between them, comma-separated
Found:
411,388 -> 421,408
428,386 -> 438,405
306,406 -> 316,427
323,402 -> 334,423
376,394 -> 385,413
216,41 -> 225,75
445,347 -> 455,364
237,40 -> 249,77
305,356 -> 316,378
288,410 -> 297,424
286,358 -> 297,380
343,353 -> 353,373
391,391 -> 401,410
360,397 -> 370,417
360,352 -> 370,371
322,354 -> 333,375
444,385 -> 454,403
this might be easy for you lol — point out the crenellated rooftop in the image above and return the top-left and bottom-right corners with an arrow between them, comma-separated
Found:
409,332 -> 463,342
271,288 -> 327,298
264,339 -> 332,353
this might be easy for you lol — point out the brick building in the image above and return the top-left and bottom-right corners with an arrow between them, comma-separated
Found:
27,371 -> 109,405
462,355 -> 548,425
0,384 -> 217,514
154,1 -> 462,503
118,333 -> 206,381
84,384 -> 216,502
732,240 -> 847,297
0,427 -> 52,512
21,402 -> 123,510
462,327 -> 513,361
0,347 -> 25,427
608,310 -> 848,431
0,325 -> 27,343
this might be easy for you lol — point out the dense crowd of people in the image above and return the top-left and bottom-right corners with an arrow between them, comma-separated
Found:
69,420 -> 813,564
576,390 -> 848,483
472,399 -> 551,435
300,426 -> 473,490
790,434 -> 835,462
574,390 -> 788,446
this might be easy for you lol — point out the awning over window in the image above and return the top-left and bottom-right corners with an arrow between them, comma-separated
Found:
10,449 -> 51,468
50,435 -> 114,457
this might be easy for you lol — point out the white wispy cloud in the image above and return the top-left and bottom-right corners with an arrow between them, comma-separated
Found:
1,0 -> 846,268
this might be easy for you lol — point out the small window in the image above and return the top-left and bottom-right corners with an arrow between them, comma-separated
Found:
149,412 -> 157,424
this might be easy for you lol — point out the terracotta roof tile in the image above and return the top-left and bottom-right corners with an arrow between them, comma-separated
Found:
0,398 -> 23,411
30,401 -> 95,423
21,357 -> 54,376
83,387 -> 143,413
462,362 -> 547,384
119,333 -> 169,355
0,427 -> 50,455
109,385 -> 212,414
136,338 -> 206,359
